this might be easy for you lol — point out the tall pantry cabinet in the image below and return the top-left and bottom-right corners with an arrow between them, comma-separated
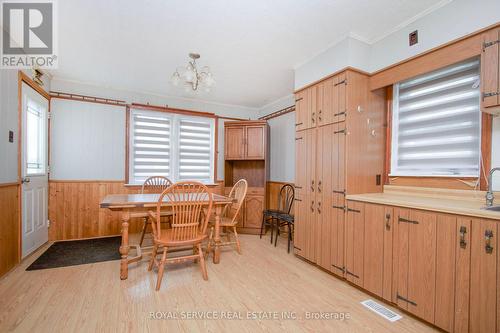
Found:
293,69 -> 385,277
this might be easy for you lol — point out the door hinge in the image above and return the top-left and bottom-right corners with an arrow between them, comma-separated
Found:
295,136 -> 303,140
333,111 -> 346,117
294,198 -> 302,202
47,113 -> 51,120
295,97 -> 303,102
398,216 -> 419,224
345,270 -> 359,279
295,122 -> 303,127
332,189 -> 346,195
332,264 -> 345,272
347,208 -> 361,213
483,91 -> 500,99
483,40 -> 500,51
334,129 -> 346,135
397,294 -> 417,306
332,205 -> 346,211
293,246 -> 302,251
334,79 -> 347,86
47,219 -> 51,227
47,165 -> 50,173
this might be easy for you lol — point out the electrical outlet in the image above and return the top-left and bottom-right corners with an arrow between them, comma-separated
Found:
409,30 -> 418,46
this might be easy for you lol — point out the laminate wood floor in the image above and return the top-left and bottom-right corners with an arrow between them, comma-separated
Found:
0,234 -> 437,333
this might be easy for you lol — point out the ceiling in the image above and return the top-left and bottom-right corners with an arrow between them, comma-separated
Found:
50,0 -> 450,109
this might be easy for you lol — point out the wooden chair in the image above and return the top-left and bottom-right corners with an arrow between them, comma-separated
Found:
139,176 -> 173,247
259,184 -> 294,242
206,179 -> 247,256
148,181 -> 213,291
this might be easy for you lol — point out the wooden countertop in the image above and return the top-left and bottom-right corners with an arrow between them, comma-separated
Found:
346,186 -> 500,221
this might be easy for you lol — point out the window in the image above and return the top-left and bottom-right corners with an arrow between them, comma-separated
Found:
128,108 -> 215,184
391,58 -> 481,177
26,99 -> 47,175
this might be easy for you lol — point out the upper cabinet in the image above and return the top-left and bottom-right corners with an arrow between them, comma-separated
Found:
224,121 -> 267,160
481,27 -> 500,114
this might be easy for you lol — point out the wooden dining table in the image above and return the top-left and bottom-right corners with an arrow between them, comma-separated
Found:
100,193 -> 234,280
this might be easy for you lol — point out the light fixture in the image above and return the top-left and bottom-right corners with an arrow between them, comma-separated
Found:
171,53 -> 215,92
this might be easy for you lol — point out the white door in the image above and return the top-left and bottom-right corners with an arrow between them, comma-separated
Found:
21,82 -> 49,258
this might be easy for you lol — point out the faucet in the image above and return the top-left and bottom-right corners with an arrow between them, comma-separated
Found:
486,168 -> 500,207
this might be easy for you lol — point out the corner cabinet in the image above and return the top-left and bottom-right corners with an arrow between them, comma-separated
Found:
481,27 -> 500,114
224,121 -> 269,234
345,200 -> 500,333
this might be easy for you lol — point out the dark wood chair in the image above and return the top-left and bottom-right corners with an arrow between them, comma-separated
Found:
259,184 -> 294,243
139,176 -> 173,247
275,213 -> 295,253
148,181 -> 213,291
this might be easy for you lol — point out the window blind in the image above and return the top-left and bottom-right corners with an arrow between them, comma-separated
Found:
129,109 -> 215,184
391,58 -> 481,177
131,112 -> 171,183
178,119 -> 213,181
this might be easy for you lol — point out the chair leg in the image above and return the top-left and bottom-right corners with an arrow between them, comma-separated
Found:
155,247 -> 168,291
274,221 -> 280,247
205,226 -> 214,258
148,244 -> 158,271
270,218 -> 274,244
193,245 -> 198,263
226,227 -> 231,243
233,226 -> 242,255
287,222 -> 292,253
139,218 -> 148,247
198,244 -> 208,281
259,213 -> 266,239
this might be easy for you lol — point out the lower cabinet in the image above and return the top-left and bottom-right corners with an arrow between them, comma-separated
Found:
345,201 -> 364,287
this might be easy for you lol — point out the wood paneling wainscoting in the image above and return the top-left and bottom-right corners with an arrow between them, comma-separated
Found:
266,181 -> 294,210
0,183 -> 20,278
48,180 -> 223,241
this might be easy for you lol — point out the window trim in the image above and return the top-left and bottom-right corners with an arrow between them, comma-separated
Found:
125,105 -> 218,185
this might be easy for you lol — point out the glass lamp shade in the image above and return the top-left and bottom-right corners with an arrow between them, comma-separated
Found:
171,72 -> 180,86
204,73 -> 215,87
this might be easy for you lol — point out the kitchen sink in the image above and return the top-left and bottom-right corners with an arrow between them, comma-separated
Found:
484,206 -> 500,212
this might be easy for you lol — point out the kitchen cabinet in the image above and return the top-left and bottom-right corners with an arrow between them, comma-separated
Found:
316,78 -> 334,126
470,218 -> 497,333
345,201 -> 364,287
332,73 -> 347,123
243,194 -> 265,229
224,121 -> 266,160
455,217 -> 471,333
481,27 -> 500,113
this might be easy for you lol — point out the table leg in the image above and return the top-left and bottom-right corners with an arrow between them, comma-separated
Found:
213,205 -> 223,264
119,209 -> 130,280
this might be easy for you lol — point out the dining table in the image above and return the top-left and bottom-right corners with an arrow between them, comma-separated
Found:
100,192 -> 234,280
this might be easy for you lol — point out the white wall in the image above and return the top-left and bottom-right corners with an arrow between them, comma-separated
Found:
259,94 -> 296,183
369,0 -> 500,72
50,99 -> 126,180
0,70 -> 19,183
492,116 -> 500,191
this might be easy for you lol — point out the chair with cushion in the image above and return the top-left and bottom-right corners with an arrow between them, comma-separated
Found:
139,176 -> 173,247
259,184 -> 294,243
274,212 -> 295,253
206,179 -> 247,256
148,181 -> 213,291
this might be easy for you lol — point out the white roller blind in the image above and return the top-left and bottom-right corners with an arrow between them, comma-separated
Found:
391,58 -> 481,177
129,109 -> 214,184
178,119 -> 213,182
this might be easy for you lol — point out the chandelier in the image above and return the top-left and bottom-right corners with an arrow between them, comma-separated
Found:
171,53 -> 215,92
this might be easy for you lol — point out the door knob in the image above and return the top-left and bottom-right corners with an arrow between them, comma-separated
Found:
22,177 -> 30,184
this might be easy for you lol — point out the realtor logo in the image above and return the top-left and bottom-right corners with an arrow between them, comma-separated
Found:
1,0 -> 58,68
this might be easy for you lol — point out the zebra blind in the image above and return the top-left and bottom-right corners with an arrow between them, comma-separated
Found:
129,109 -> 214,184
391,58 -> 481,177
178,119 -> 213,182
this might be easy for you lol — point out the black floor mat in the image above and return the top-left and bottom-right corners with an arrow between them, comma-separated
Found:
26,236 -> 121,271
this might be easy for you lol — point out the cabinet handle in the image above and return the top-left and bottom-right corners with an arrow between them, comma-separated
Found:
311,180 -> 315,192
311,112 -> 315,123
318,180 -> 322,193
385,213 -> 391,230
310,201 -> 315,213
459,226 -> 467,249
317,201 -> 321,214
485,230 -> 494,254
318,110 -> 322,121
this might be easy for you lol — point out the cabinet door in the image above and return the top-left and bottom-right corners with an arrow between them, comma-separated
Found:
481,28 -> 500,108
407,210 -> 437,324
317,79 -> 334,126
305,129 -> 316,196
225,127 -> 245,159
332,73 -> 347,123
304,193 -> 317,263
316,125 -> 333,270
455,218 -> 471,333
245,126 -> 265,159
345,201 -> 364,287
294,134 -> 306,194
363,203 -> 388,298
293,193 -> 306,257
470,219 -> 497,333
243,195 -> 264,229
382,206 -> 393,302
435,214 -> 457,332
309,85 -> 317,129
295,90 -> 308,132
393,207 -> 410,309
331,194 -> 345,277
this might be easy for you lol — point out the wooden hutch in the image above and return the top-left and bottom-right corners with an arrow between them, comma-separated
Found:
224,120 -> 269,234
